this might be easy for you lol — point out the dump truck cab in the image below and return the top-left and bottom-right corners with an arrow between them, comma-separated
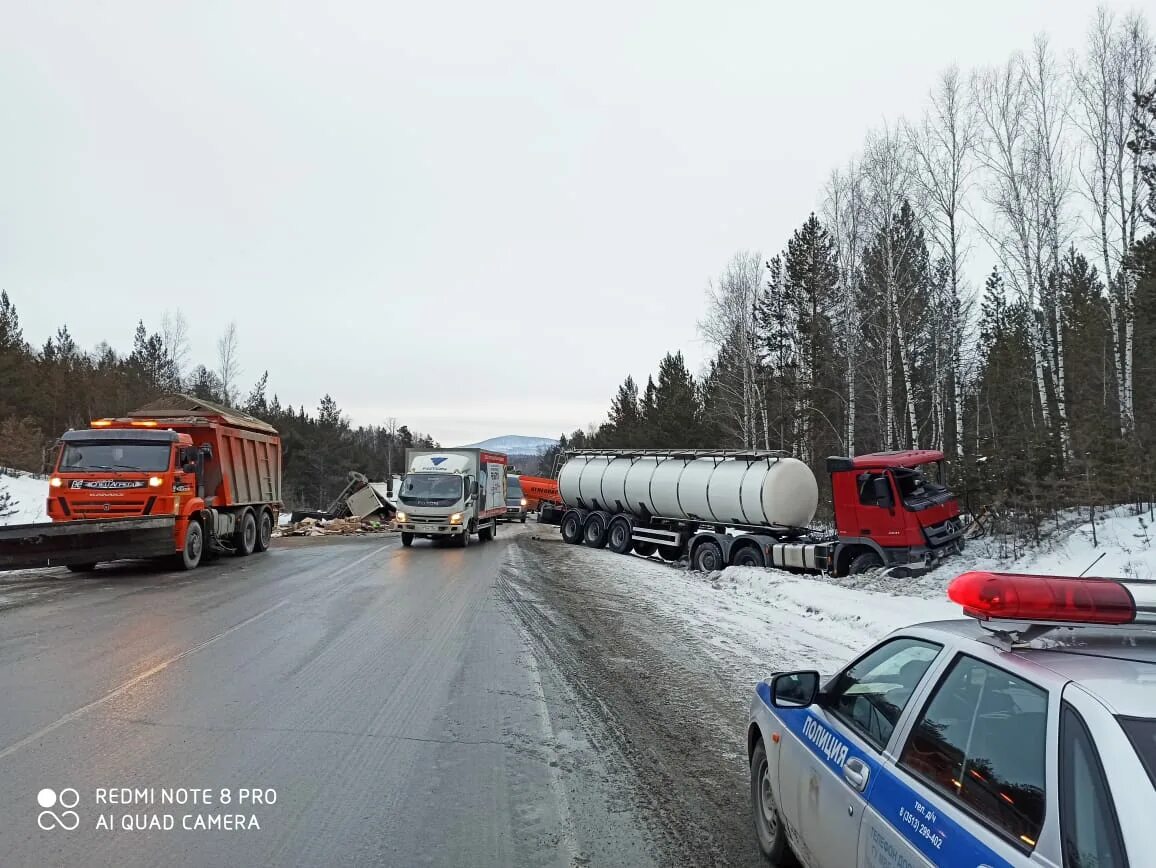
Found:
826,449 -> 963,574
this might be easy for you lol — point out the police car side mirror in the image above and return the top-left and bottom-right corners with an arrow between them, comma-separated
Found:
771,671 -> 820,708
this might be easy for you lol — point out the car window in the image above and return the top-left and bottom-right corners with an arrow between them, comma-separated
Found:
825,637 -> 941,751
899,654 -> 1047,850
1119,716 -> 1156,791
1060,704 -> 1127,868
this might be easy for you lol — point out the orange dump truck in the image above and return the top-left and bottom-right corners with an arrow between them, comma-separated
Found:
0,394 -> 281,572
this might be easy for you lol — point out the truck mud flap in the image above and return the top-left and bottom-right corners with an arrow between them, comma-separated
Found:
0,517 -> 177,571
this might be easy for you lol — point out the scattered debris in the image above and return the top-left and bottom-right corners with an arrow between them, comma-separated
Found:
275,515 -> 395,538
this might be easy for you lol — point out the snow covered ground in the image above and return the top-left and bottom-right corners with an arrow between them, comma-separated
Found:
531,504 -> 1156,677
0,470 -> 49,526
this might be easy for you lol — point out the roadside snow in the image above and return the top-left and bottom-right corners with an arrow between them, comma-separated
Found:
0,471 -> 49,526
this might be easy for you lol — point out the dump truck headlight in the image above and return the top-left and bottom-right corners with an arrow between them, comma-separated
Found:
50,477 -> 62,488
449,513 -> 462,525
396,511 -> 407,522
148,476 -> 165,488
520,498 -> 527,507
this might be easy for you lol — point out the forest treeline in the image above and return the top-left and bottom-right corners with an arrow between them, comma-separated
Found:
0,303 -> 436,509
560,10 -> 1156,526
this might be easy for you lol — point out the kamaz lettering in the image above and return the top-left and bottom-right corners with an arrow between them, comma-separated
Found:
802,715 -> 850,767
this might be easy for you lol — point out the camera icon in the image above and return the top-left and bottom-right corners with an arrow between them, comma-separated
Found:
37,788 -> 80,831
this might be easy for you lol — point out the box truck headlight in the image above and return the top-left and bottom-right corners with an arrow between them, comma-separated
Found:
148,476 -> 165,488
396,511 -> 407,523
50,476 -> 62,488
520,498 -> 527,507
449,513 -> 463,525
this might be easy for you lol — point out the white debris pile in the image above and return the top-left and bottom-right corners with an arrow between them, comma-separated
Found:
275,515 -> 394,537
0,471 -> 50,526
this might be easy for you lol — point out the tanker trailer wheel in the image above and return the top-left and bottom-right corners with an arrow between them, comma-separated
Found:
607,517 -> 633,554
632,541 -> 657,557
253,509 -> 274,553
176,521 -> 204,571
848,551 -> 883,575
731,544 -> 765,568
583,513 -> 609,548
234,509 -> 257,556
560,511 -> 584,544
658,545 -> 683,563
691,540 -> 723,573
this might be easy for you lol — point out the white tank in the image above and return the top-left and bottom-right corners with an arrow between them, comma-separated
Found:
557,452 -> 818,528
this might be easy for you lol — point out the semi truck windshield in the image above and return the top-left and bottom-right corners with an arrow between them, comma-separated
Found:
400,473 -> 463,504
59,441 -> 171,472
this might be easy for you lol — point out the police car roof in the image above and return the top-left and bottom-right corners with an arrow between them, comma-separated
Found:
905,618 -> 1156,718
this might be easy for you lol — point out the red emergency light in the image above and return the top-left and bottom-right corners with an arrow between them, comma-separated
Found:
948,571 -> 1137,625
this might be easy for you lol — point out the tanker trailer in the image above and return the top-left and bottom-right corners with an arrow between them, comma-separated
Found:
554,448 -> 964,576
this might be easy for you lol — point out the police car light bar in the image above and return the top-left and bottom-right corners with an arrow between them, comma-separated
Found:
948,571 -> 1156,626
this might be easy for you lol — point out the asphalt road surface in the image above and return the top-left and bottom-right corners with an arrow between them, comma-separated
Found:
0,524 -> 765,867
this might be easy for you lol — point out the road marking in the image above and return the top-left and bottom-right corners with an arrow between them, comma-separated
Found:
0,542 -> 393,762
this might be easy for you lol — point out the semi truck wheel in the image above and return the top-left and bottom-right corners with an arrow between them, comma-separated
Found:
583,513 -> 608,548
691,540 -> 723,572
731,545 -> 765,568
607,517 -> 633,554
401,532 -> 414,547
849,551 -> 884,575
560,512 -> 584,544
254,509 -> 274,553
235,510 -> 257,556
176,521 -> 204,571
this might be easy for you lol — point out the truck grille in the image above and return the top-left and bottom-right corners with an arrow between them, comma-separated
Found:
924,517 -> 962,547
72,499 -> 151,517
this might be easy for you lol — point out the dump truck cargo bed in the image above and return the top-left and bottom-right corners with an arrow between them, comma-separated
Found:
0,517 -> 177,571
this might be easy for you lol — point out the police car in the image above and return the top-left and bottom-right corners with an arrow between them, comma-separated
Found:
747,571 -> 1156,867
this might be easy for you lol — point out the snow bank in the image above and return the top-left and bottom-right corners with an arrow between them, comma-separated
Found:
0,471 -> 49,526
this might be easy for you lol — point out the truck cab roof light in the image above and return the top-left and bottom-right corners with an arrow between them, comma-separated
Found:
948,571 -> 1141,625
90,420 -> 112,427
130,420 -> 158,427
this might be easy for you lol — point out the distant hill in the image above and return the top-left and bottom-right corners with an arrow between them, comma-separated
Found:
461,435 -> 556,454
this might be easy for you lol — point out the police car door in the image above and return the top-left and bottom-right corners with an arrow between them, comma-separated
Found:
777,637 -> 942,868
861,651 -> 1053,868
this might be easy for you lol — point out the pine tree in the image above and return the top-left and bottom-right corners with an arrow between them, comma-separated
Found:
647,352 -> 702,447
188,365 -> 223,402
245,371 -> 270,417
607,375 -> 642,445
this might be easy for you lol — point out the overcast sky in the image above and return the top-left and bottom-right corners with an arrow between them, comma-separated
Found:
0,1 -> 1143,445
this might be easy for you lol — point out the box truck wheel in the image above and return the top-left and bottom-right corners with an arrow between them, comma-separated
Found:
235,509 -> 257,556
401,532 -> 414,547
254,509 -> 273,553
456,526 -> 470,548
583,513 -> 609,548
479,521 -> 493,542
560,511 -> 584,544
176,521 -> 204,571
607,517 -> 633,554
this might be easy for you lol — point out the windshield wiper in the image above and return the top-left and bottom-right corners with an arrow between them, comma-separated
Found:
78,464 -> 146,472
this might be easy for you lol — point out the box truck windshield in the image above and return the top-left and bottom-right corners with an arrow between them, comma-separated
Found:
401,474 -> 463,505
59,441 -> 171,473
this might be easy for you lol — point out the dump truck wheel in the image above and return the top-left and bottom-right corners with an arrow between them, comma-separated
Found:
177,521 -> 204,570
401,532 -> 414,547
235,509 -> 257,557
583,513 -> 609,548
67,563 -> 98,573
849,551 -> 884,575
254,509 -> 273,553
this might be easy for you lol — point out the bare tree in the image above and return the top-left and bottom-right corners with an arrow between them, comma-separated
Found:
1071,9 -> 1154,434
907,66 -> 979,458
699,251 -> 765,449
863,124 -> 920,450
216,322 -> 241,406
160,309 -> 191,386
824,161 -> 867,453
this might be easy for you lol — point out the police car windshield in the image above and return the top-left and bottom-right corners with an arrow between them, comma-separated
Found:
59,441 -> 171,473
1120,717 -> 1156,789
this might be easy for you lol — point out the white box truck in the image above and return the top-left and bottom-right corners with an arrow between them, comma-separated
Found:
395,448 -> 508,548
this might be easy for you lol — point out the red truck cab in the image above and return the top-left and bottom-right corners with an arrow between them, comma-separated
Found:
826,450 -> 963,573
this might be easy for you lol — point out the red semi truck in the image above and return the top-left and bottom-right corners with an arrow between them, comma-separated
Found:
0,395 -> 282,572
551,448 -> 963,576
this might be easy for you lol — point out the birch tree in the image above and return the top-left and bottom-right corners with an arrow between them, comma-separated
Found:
216,322 -> 241,407
907,66 -> 978,458
1072,9 -> 1154,433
